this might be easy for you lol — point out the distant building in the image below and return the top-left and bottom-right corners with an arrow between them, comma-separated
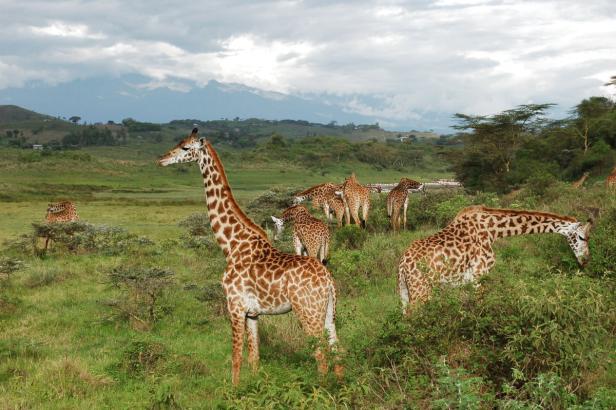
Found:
32,144 -> 43,150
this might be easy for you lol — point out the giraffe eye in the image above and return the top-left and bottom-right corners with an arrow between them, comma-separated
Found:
578,234 -> 587,241
181,147 -> 190,151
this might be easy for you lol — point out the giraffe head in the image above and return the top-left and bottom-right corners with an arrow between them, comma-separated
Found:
47,203 -> 64,213
563,220 -> 593,267
270,216 -> 285,239
400,177 -> 423,191
158,128 -> 203,166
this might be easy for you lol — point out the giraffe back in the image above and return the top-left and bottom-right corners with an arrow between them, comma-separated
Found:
45,201 -> 79,223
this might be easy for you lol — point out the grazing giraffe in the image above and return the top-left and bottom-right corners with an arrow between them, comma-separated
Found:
386,178 -> 423,231
606,167 -> 616,189
341,173 -> 370,228
294,183 -> 341,221
572,172 -> 590,189
44,201 -> 79,250
158,129 -> 342,385
398,205 -> 594,310
271,205 -> 330,264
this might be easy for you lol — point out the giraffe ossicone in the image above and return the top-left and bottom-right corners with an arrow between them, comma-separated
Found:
158,128 -> 343,385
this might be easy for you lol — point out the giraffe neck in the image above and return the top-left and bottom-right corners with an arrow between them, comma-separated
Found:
477,208 -> 579,241
197,142 -> 268,260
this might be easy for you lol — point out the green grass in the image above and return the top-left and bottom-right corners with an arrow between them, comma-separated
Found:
1,143 -> 614,408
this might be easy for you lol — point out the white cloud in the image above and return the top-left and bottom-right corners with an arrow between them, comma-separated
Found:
1,0 -> 615,129
30,22 -> 105,39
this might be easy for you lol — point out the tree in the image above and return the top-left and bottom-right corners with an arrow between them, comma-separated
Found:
69,116 -> 81,124
452,104 -> 554,192
571,97 -> 614,154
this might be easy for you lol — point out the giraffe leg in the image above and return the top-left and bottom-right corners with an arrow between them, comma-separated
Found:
323,203 -> 330,221
350,201 -> 361,226
361,201 -> 369,228
230,313 -> 245,385
398,267 -> 410,310
392,206 -> 400,232
246,316 -> 259,373
293,235 -> 303,256
403,197 -> 409,230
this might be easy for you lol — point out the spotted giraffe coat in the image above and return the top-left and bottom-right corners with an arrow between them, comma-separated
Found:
386,178 -> 422,231
158,129 -> 342,385
398,205 -> 593,310
274,205 -> 330,263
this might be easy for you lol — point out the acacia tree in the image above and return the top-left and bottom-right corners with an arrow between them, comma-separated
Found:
571,97 -> 614,154
452,104 -> 553,192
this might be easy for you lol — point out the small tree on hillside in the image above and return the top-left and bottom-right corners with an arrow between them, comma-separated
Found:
571,97 -> 614,154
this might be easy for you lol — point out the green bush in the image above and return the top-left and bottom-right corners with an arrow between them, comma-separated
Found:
107,266 -> 175,330
367,270 -> 615,404
177,213 -> 210,236
586,207 -> 616,278
333,225 -> 368,250
119,341 -> 166,377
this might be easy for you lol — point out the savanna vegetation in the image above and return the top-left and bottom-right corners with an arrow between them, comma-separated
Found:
0,91 -> 615,408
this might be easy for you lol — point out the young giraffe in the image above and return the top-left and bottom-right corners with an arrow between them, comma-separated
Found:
341,173 -> 370,228
386,177 -> 423,231
158,129 -> 342,385
606,166 -> 616,189
294,183 -> 341,221
572,172 -> 590,189
44,201 -> 80,250
326,195 -> 346,227
398,205 -> 593,310
271,205 -> 330,264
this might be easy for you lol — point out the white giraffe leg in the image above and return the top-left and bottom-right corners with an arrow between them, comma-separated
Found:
403,197 -> 409,230
293,234 -> 303,256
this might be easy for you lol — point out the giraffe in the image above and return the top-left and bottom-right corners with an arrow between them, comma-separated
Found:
341,173 -> 370,228
158,129 -> 342,385
606,166 -> 616,189
294,183 -> 342,221
45,201 -> 79,223
398,205 -> 594,310
572,172 -> 590,189
44,201 -> 79,250
386,178 -> 423,231
271,205 -> 330,264
326,195 -> 346,227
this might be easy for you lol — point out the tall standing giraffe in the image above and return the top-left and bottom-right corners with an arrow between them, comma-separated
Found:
271,205 -> 330,264
606,166 -> 616,189
158,129 -> 342,385
341,173 -> 370,228
294,183 -> 342,221
572,172 -> 590,189
398,205 -> 594,310
386,177 -> 423,231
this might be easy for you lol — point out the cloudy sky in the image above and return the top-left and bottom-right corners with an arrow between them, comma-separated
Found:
1,0 -> 615,129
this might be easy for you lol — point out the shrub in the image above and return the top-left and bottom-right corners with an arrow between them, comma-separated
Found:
119,341 -> 166,377
107,266 -> 175,330
367,270 -> 615,404
246,187 -> 299,228
586,207 -> 616,279
177,213 -> 210,236
194,282 -> 227,317
29,222 -> 153,256
333,225 -> 368,250
0,257 -> 24,279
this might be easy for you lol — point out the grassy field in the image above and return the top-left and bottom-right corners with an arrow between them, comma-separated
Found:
1,141 -> 614,409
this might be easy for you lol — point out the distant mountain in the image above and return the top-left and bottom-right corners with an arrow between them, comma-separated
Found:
0,75 -> 451,132
0,105 -> 54,123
